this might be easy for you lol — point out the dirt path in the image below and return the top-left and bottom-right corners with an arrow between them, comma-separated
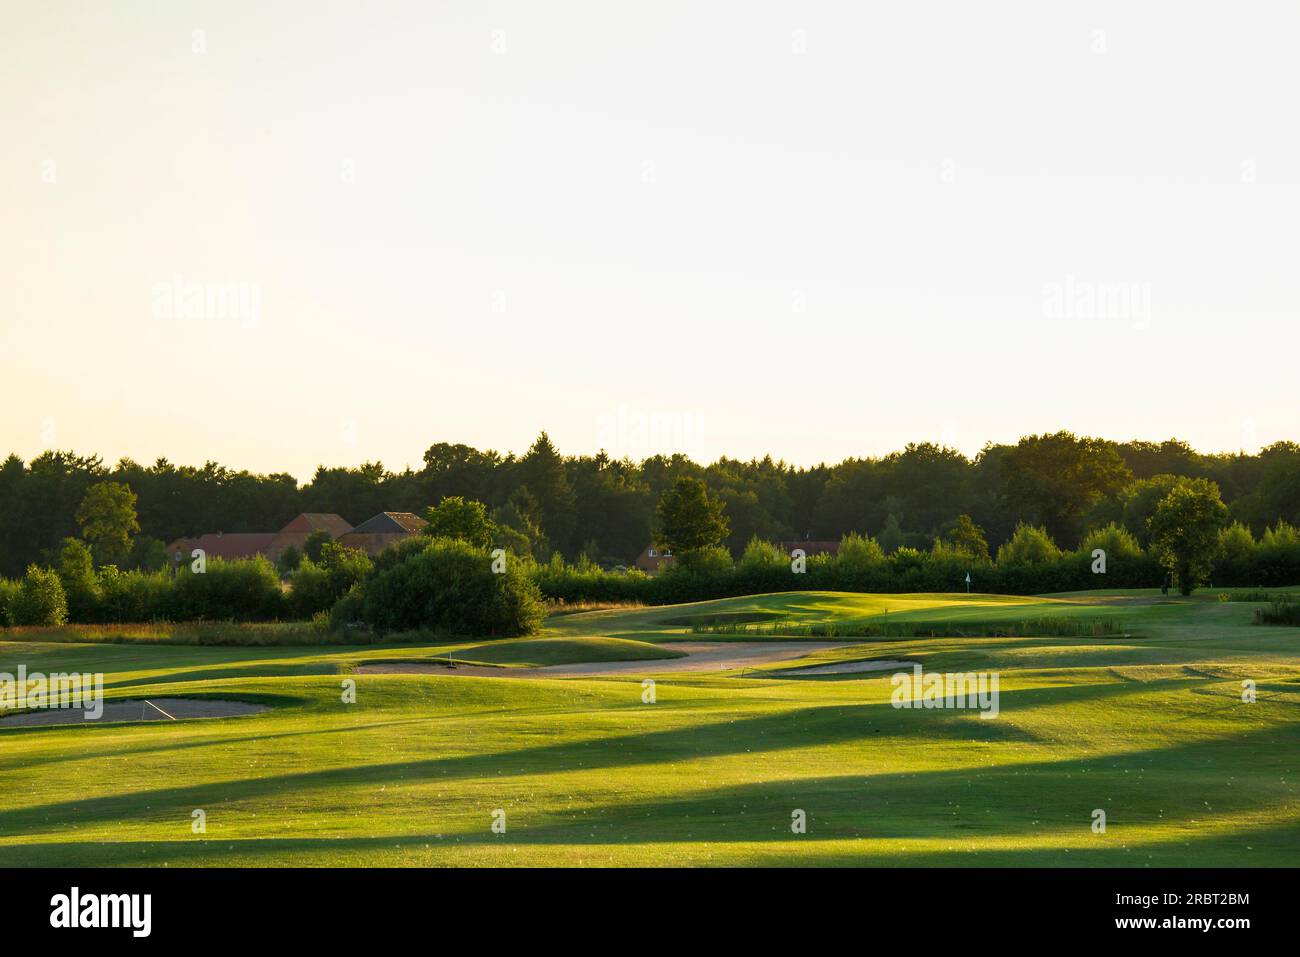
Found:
356,641 -> 860,678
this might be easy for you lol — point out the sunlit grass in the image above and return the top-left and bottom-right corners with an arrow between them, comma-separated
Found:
0,590 -> 1297,867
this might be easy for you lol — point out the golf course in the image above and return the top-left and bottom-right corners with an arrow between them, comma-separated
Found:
1,589 -> 1297,867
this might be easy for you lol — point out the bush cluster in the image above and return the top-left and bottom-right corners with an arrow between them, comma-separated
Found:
528,521 -> 1300,606
6,519 -> 1298,633
330,537 -> 543,637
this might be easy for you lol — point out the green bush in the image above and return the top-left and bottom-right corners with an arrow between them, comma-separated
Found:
424,496 -> 498,548
0,577 -> 18,626
332,537 -> 543,637
128,535 -> 169,572
1255,599 -> 1300,626
1079,523 -> 1143,561
738,536 -> 786,570
1249,521 -> 1300,586
276,544 -> 303,576
97,566 -> 172,622
997,524 -> 1062,565
837,532 -> 886,570
9,565 -> 69,626
289,543 -> 373,618
168,556 -> 286,621
664,545 -> 734,577
56,538 -> 101,621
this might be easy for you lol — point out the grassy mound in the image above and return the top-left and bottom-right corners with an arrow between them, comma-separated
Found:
1,589 -> 1297,867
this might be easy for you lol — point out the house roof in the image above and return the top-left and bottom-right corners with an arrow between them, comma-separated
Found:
278,513 -> 353,536
194,533 -> 277,560
778,540 -> 841,555
347,511 -> 428,535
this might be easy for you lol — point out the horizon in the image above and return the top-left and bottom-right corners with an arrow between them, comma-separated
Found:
5,427 -> 1287,486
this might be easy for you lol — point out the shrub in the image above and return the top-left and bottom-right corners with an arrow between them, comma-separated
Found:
303,530 -> 332,564
738,536 -> 786,570
276,544 -> 303,576
531,555 -> 646,605
1246,521 -> 1300,587
332,537 -> 543,637
1218,522 -> 1255,562
943,514 -> 991,561
1261,520 -> 1300,548
997,524 -> 1062,565
168,556 -> 286,621
1079,523 -> 1143,561
424,496 -> 497,548
837,532 -> 886,570
1255,599 -> 1300,626
9,565 -> 69,626
97,566 -> 171,622
0,577 -> 18,626
1148,478 -> 1228,594
128,536 -> 169,572
56,538 -> 101,621
665,545 -> 734,577
289,543 -> 373,618
372,534 -> 433,572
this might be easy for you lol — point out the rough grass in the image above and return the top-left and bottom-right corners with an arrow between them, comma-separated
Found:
690,616 -> 1126,639
1225,590 -> 1300,603
1255,601 -> 1300,626
543,600 -> 648,617
0,590 -> 1296,867
359,636 -> 685,669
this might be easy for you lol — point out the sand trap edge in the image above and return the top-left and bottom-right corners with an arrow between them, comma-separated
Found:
0,698 -> 272,729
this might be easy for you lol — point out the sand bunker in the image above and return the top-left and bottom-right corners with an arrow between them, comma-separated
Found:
0,698 -> 269,728
758,659 -> 919,677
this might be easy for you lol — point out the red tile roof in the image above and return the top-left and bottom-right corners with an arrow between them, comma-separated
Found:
278,513 -> 352,537
193,533 -> 277,560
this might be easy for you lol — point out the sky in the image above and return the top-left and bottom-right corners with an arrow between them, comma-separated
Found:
2,2 -> 1297,482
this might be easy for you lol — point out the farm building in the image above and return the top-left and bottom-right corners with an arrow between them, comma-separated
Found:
271,513 -> 354,557
338,511 -> 428,556
634,545 -> 674,574
165,512 -> 353,565
777,540 -> 840,557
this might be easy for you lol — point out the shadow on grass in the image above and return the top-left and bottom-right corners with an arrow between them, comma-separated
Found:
1,673 -> 1288,838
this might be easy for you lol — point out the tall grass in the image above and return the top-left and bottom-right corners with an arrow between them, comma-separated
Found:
691,616 -> 1126,639
1224,590 -> 1299,603
1254,600 -> 1300,626
1,619 -> 341,646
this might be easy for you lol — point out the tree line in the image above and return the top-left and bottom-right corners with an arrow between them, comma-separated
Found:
2,430 -> 1299,578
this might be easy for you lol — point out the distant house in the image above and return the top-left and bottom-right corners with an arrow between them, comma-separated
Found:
271,513 -> 353,558
165,532 -> 277,565
634,545 -> 674,574
338,511 -> 428,556
166,513 -> 353,566
778,540 -> 840,557
165,537 -> 200,566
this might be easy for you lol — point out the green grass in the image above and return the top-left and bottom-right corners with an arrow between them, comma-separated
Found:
361,636 -> 686,668
1,589 -> 1297,867
690,615 -> 1126,639
1256,601 -> 1300,626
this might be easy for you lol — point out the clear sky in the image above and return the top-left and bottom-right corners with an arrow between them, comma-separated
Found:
2,2 -> 1297,481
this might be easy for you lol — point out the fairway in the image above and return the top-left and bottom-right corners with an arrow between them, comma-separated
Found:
1,590 -> 1297,867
